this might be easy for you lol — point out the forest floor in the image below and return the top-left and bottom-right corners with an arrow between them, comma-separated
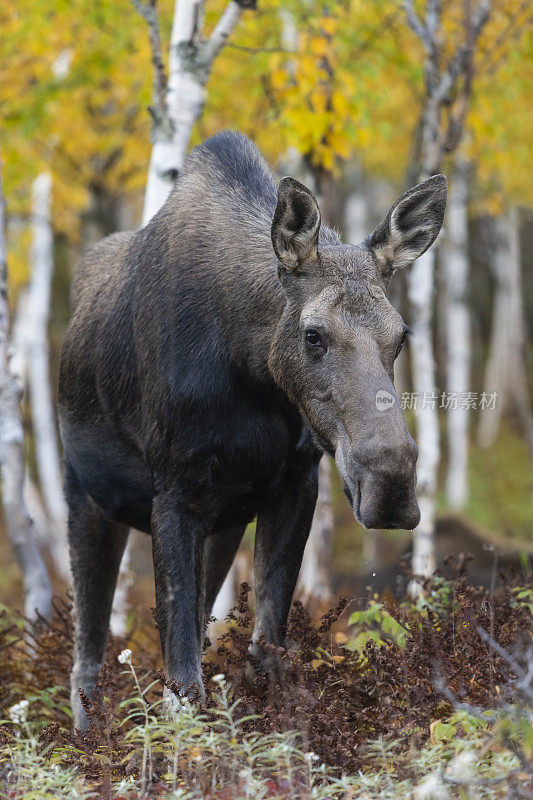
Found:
0,563 -> 532,799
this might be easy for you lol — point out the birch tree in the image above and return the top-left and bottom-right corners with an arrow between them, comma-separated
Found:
138,0 -> 256,225
443,155 -> 471,508
0,157 -> 52,620
297,456 -> 334,604
477,209 -> 533,460
10,175 -> 72,582
11,281 -> 64,554
27,173 -> 70,580
403,0 -> 492,588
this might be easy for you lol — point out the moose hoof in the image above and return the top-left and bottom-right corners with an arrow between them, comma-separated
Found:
162,686 -> 183,719
245,659 -> 267,690
246,642 -> 285,690
162,680 -> 205,718
70,665 -> 100,731
71,690 -> 91,732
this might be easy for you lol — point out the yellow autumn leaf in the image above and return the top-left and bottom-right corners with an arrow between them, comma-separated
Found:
309,36 -> 329,58
270,68 -> 288,90
327,129 -> 352,159
320,16 -> 338,36
332,90 -> 350,116
310,89 -> 328,113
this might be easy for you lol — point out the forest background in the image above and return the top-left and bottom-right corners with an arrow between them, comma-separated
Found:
1,0 -> 533,619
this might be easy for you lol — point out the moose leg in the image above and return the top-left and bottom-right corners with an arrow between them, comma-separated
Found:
151,491 -> 208,703
204,525 -> 246,623
66,464 -> 129,730
250,463 -> 319,674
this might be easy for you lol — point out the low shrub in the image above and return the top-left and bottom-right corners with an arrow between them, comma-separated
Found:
0,566 -> 531,798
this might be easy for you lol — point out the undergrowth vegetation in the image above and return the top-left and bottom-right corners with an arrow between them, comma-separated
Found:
0,564 -> 531,799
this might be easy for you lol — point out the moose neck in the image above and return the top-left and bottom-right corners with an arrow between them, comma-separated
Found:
149,148 -> 341,398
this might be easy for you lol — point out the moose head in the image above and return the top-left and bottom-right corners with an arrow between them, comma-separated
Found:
269,174 -> 447,530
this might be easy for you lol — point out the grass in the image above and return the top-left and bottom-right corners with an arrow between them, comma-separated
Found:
0,569 -> 532,798
467,425 -> 533,544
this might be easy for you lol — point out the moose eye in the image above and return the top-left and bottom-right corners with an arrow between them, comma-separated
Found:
305,329 -> 325,350
394,327 -> 411,359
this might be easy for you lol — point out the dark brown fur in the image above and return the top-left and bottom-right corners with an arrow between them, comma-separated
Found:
59,132 -> 446,727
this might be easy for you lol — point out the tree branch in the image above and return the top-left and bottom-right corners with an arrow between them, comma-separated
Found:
226,42 -> 290,54
425,0 -> 441,42
202,0 -> 248,65
131,0 -> 173,139
435,0 -> 492,102
434,676 -> 497,722
142,0 -> 254,222
477,626 -> 533,705
403,0 -> 430,50
435,44 -> 469,102
472,0 -> 493,40
476,0 -> 533,77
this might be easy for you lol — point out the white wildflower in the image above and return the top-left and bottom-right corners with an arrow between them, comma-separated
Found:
414,772 -> 449,800
305,751 -> 320,762
51,49 -> 72,79
448,749 -> 476,782
9,699 -> 29,725
212,673 -> 225,684
117,648 -> 132,664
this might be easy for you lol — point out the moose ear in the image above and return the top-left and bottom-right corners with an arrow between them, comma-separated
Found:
271,177 -> 321,271
368,174 -> 447,282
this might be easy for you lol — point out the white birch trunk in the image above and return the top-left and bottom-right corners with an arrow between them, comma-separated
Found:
110,532 -> 134,637
443,159 -> 470,508
142,0 -> 245,224
477,215 -> 512,447
478,209 -> 533,458
0,160 -> 52,620
10,290 -> 51,546
11,290 -> 55,548
345,186 -> 367,245
28,173 -> 71,581
111,546 -> 134,636
408,248 -> 440,590
298,456 -> 334,605
403,0 -> 493,593
407,83 -> 442,594
211,564 -> 237,621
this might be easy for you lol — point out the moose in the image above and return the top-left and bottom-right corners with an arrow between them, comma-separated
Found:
59,131 -> 446,728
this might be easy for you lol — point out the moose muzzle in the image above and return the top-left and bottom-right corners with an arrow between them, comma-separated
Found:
336,429 -> 420,531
